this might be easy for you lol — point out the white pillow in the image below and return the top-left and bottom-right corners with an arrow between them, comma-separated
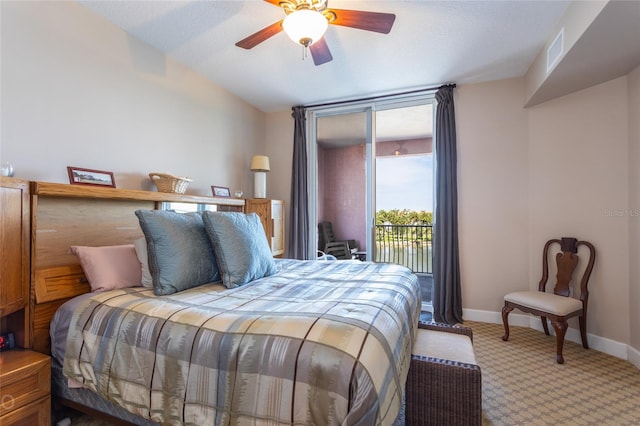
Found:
134,237 -> 153,288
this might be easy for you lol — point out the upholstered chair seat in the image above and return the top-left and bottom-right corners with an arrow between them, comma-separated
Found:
504,291 -> 582,316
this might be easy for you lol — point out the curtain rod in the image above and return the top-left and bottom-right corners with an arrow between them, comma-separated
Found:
293,83 -> 456,110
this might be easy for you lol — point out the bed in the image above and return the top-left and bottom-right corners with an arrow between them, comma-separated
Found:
52,259 -> 420,425
30,183 -> 421,425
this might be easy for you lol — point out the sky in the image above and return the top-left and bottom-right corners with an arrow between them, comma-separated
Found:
376,154 -> 433,212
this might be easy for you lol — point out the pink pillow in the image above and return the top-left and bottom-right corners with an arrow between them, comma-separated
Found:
70,244 -> 142,292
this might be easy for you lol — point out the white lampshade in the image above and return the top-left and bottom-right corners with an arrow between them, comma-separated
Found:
282,9 -> 328,47
250,155 -> 270,172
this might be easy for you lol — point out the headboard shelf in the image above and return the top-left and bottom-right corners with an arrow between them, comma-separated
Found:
29,180 -> 245,354
32,181 -> 245,207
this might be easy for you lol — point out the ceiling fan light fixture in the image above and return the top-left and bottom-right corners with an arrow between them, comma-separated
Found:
282,9 -> 328,47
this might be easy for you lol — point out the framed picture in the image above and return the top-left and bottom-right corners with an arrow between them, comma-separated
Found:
67,166 -> 116,188
211,185 -> 231,198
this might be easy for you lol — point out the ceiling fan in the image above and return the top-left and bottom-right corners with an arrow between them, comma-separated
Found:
235,0 -> 395,66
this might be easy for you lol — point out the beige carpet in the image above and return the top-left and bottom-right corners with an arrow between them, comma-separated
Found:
62,321 -> 640,425
471,321 -> 640,425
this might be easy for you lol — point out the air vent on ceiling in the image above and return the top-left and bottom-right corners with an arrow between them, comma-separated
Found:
547,28 -> 564,74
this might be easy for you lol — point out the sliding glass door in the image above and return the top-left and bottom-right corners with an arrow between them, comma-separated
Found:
311,106 -> 374,259
308,96 -> 435,276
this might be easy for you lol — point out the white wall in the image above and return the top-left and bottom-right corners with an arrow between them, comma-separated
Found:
0,1 -> 264,196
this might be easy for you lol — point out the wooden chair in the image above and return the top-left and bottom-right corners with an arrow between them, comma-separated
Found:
501,237 -> 596,364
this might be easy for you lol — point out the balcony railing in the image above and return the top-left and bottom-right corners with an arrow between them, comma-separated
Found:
375,224 -> 433,273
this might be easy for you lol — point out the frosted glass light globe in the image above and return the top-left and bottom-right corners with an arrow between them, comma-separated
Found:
283,10 -> 328,47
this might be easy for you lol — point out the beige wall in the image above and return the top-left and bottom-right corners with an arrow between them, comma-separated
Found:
528,77 -> 630,342
0,1 -> 264,196
455,75 -> 634,348
629,65 -> 640,353
456,78 -> 530,314
264,110 -> 294,254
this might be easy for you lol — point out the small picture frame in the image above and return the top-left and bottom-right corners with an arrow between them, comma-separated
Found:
67,166 -> 116,188
211,185 -> 231,198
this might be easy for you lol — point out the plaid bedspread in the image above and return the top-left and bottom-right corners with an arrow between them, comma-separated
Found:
63,259 -> 421,425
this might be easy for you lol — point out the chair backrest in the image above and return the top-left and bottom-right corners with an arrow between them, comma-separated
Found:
539,237 -> 596,302
320,221 -> 337,243
319,221 -> 358,253
319,221 -> 339,251
324,241 -> 352,260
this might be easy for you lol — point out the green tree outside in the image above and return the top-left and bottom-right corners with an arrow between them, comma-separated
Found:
376,209 -> 432,225
375,209 -> 433,243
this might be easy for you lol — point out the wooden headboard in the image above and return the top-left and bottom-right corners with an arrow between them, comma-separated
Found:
29,182 -> 244,354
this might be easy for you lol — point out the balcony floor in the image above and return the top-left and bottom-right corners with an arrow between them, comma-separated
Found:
416,273 -> 433,305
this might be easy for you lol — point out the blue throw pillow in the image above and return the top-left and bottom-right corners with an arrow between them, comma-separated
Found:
135,209 -> 220,295
202,211 -> 277,288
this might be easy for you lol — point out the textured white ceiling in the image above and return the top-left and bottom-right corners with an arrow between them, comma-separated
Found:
79,0 -> 571,112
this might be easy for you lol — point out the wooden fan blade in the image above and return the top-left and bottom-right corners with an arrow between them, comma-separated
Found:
235,20 -> 284,49
310,38 -> 333,66
263,0 -> 284,6
328,9 -> 396,34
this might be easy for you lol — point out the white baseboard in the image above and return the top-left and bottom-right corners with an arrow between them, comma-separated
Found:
629,345 -> 640,369
463,308 -> 631,362
463,308 -> 529,328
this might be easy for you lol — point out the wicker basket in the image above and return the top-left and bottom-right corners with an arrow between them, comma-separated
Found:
149,172 -> 192,194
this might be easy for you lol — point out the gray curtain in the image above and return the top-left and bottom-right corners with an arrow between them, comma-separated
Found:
288,107 -> 310,259
433,85 -> 463,324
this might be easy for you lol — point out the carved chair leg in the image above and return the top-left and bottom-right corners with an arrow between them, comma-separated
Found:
541,316 -> 550,335
579,315 -> 589,349
551,320 -> 568,364
501,304 -> 513,341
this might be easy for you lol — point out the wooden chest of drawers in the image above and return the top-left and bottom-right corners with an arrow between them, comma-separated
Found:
0,349 -> 51,425
245,198 -> 285,257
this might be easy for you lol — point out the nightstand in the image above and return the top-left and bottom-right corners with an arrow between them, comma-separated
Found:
0,349 -> 51,425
